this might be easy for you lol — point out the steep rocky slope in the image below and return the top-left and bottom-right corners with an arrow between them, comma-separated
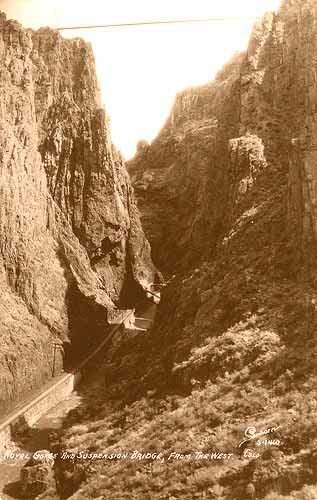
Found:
0,12 -> 155,413
45,2 -> 317,499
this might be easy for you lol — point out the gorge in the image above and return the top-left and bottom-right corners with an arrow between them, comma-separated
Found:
1,1 -> 317,499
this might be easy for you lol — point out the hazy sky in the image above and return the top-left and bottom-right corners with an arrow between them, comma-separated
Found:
0,0 -> 281,158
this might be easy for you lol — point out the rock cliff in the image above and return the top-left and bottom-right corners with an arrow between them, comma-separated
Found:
0,12 -> 156,413
128,1 -> 317,278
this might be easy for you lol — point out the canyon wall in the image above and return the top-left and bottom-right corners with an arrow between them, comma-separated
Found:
129,0 -> 317,378
0,12 -> 155,413
129,1 -> 317,277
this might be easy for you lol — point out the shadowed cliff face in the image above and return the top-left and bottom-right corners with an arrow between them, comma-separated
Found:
0,13 -> 155,411
127,53 -> 244,272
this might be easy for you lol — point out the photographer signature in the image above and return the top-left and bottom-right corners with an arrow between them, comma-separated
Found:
239,425 -> 282,447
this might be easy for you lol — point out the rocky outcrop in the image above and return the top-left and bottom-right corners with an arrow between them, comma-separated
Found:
0,12 -> 156,413
20,451 -> 55,498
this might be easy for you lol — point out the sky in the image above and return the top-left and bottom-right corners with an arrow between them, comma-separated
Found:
0,0 -> 281,158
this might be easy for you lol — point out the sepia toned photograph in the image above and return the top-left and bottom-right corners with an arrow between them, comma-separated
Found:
0,0 -> 316,499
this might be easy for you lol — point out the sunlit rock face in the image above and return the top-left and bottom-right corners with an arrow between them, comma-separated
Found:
0,12 -> 156,411
30,27 -> 155,303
